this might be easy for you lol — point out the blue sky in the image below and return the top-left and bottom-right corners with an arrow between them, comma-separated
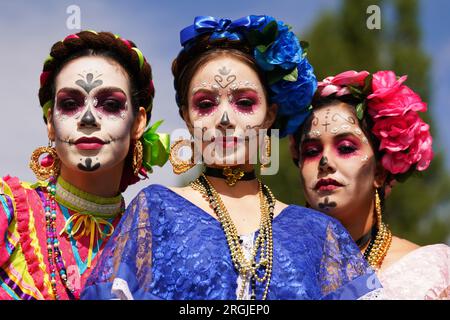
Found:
0,0 -> 449,204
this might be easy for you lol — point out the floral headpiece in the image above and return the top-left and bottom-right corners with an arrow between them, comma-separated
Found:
317,70 -> 433,177
179,15 -> 317,137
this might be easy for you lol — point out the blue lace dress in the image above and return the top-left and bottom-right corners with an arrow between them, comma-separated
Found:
81,184 -> 381,300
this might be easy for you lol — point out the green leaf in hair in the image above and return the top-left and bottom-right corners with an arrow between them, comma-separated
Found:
348,85 -> 363,96
261,20 -> 279,44
267,67 -> 289,85
256,45 -> 268,53
300,41 -> 309,51
246,30 -> 264,46
362,74 -> 373,95
283,67 -> 298,82
356,102 -> 365,120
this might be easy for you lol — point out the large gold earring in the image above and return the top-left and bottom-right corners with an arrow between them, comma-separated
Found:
29,141 -> 61,180
132,140 -> 143,176
169,139 -> 195,174
261,134 -> 271,170
375,189 -> 383,228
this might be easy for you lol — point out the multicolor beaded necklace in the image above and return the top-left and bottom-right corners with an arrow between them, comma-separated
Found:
44,175 -> 75,299
43,175 -> 124,299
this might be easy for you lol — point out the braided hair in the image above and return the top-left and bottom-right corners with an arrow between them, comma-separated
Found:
39,30 -> 154,124
39,30 -> 155,192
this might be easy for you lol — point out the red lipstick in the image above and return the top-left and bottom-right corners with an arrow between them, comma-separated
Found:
315,178 -> 343,192
74,137 -> 105,150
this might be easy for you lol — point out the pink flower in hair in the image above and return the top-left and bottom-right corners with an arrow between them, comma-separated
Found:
367,85 -> 427,119
317,70 -> 369,97
367,70 -> 407,100
372,111 -> 423,152
377,113 -> 433,174
316,69 -> 434,177
408,128 -> 433,171
381,151 -> 412,174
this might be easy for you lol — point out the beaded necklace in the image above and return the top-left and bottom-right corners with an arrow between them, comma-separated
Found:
44,175 -> 76,299
43,175 -> 123,299
190,174 -> 275,300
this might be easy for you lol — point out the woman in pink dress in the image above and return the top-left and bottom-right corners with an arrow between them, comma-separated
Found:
0,30 -> 169,299
289,70 -> 449,299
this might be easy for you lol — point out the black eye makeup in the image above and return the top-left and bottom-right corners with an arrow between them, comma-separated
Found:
229,89 -> 260,115
192,91 -> 219,116
56,88 -> 85,116
334,134 -> 361,158
55,87 -> 128,118
94,88 -> 128,116
301,140 -> 323,160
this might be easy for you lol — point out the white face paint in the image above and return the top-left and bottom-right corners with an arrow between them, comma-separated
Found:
186,55 -> 271,166
51,56 -> 135,173
298,103 -> 378,222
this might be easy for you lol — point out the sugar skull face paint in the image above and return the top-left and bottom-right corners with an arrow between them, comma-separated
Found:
298,102 -> 378,221
186,55 -> 274,166
50,56 -> 135,174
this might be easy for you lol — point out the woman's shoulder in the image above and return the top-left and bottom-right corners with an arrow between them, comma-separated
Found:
280,204 -> 344,229
379,243 -> 450,299
0,175 -> 44,267
121,184 -> 191,229
274,204 -> 348,246
0,175 -> 44,216
398,243 -> 449,265
138,183 -> 179,200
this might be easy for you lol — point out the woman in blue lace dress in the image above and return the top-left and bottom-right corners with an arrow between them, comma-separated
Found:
81,15 -> 381,300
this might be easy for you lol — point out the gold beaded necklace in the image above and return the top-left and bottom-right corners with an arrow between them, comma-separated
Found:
190,174 -> 275,300
363,191 -> 392,270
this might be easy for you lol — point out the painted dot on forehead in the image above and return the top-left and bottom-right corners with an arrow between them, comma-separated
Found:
330,124 -> 351,135
307,129 -> 321,138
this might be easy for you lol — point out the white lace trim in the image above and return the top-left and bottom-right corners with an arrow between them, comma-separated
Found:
358,288 -> 387,300
111,278 -> 134,300
236,233 -> 255,300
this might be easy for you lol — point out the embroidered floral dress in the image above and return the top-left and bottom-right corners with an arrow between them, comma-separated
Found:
0,175 -> 123,300
82,184 -> 382,300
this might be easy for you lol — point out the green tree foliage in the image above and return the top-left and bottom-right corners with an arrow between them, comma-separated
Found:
264,0 -> 450,244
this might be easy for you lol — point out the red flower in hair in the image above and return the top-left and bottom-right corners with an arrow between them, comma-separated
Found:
316,69 -> 433,176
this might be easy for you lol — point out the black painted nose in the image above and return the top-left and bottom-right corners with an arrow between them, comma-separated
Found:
220,111 -> 230,127
80,109 -> 97,126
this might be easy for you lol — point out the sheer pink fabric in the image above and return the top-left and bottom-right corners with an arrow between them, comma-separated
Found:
378,244 -> 449,299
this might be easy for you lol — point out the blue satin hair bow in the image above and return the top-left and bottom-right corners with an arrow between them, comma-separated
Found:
180,15 -> 267,47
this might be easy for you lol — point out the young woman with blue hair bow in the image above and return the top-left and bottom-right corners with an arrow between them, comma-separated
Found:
81,15 -> 382,300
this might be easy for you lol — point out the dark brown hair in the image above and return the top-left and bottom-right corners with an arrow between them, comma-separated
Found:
171,35 -> 269,119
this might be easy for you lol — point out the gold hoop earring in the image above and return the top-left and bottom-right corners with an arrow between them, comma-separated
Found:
261,134 -> 271,170
169,139 -> 195,175
132,140 -> 143,176
29,141 -> 60,180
